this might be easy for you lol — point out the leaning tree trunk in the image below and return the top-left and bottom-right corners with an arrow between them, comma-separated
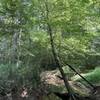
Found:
47,23 -> 72,94
47,25 -> 78,100
44,1 -> 77,99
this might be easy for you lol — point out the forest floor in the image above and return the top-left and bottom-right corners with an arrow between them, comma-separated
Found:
0,69 -> 100,100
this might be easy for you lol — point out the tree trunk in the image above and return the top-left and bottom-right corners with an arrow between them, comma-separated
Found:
44,1 -> 76,99
46,21 -> 73,95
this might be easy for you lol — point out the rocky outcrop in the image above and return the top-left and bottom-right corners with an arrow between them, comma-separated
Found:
40,69 -> 100,100
40,69 -> 92,97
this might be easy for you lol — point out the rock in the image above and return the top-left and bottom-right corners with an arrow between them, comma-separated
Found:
40,69 -> 92,97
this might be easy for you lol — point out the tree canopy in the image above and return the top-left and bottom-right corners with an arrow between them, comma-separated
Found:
0,0 -> 100,100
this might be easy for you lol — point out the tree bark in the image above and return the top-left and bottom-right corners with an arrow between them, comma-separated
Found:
47,23 -> 72,94
44,0 -> 75,99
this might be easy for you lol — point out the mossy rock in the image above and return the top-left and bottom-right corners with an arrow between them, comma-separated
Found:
47,81 -> 91,96
40,69 -> 92,97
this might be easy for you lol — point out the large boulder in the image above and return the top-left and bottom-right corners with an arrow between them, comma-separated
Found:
40,69 -> 92,97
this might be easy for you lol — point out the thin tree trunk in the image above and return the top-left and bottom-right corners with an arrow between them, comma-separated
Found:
44,1 -> 76,99
66,63 -> 95,89
47,22 -> 72,94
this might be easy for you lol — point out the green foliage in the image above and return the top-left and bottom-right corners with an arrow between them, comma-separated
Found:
72,67 -> 100,84
0,0 -> 100,93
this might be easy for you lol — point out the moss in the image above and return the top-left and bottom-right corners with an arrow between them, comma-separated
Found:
72,67 -> 100,84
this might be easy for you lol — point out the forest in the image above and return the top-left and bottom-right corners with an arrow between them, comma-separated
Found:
0,0 -> 100,100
